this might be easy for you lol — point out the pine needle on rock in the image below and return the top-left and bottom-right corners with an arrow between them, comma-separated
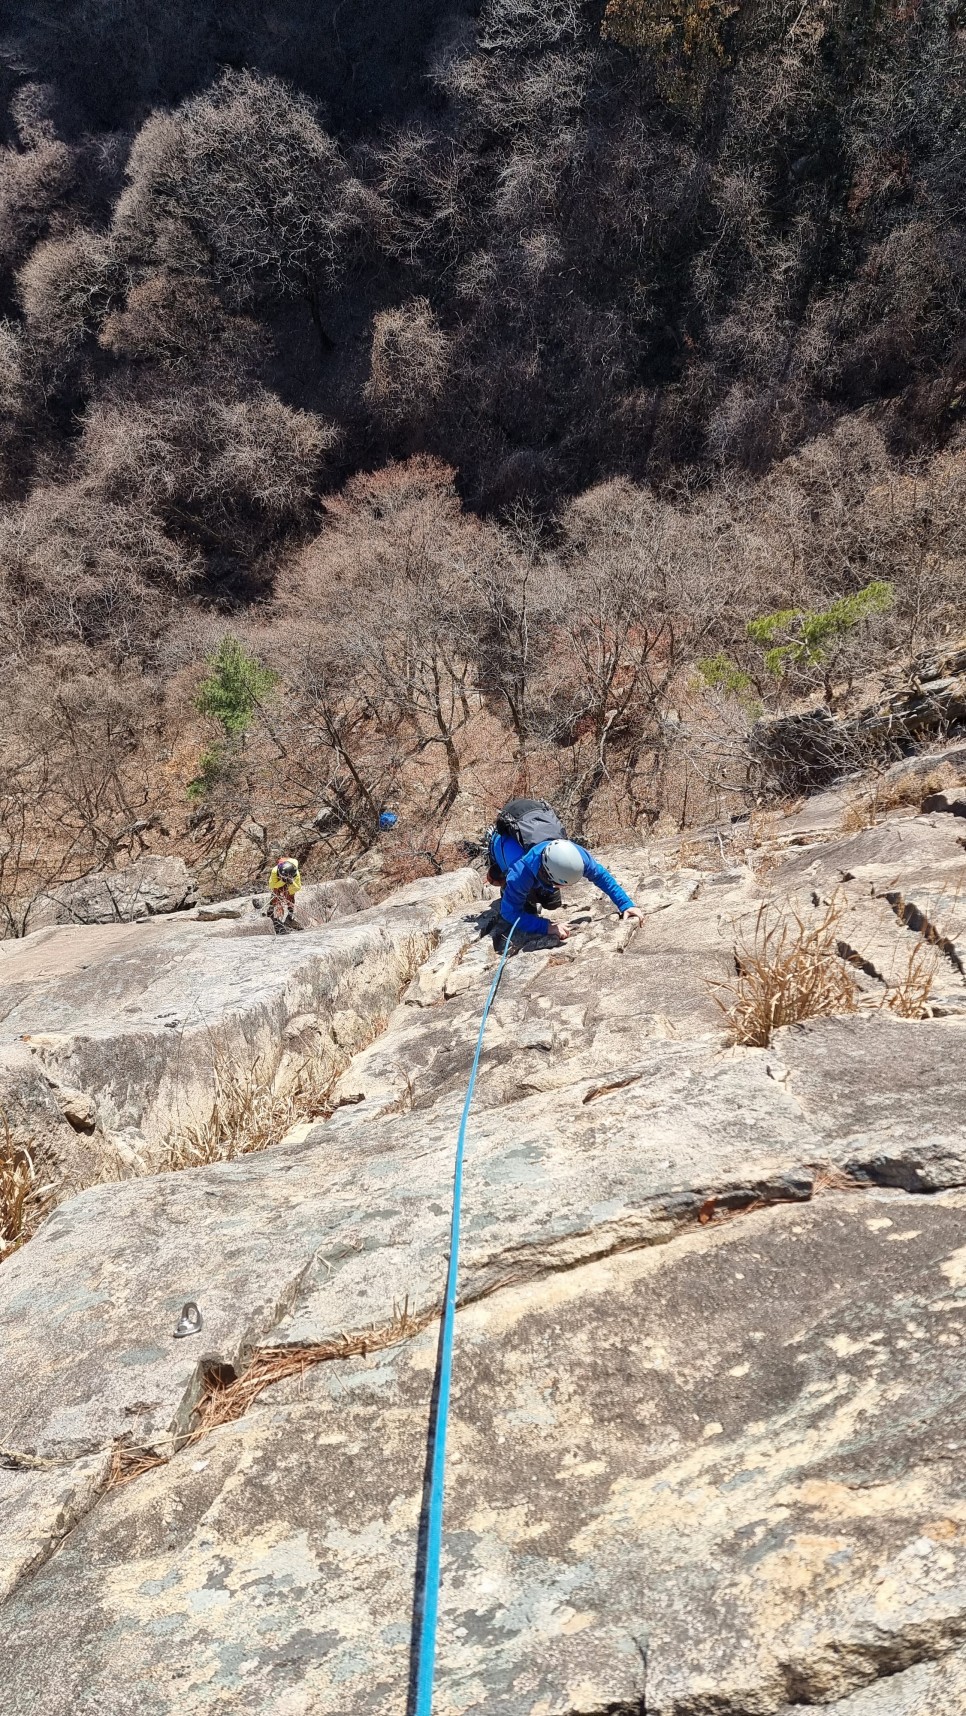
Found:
188,1300 -> 432,1440
107,1444 -> 169,1490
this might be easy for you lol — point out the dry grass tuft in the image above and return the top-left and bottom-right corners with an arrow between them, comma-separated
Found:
842,766 -> 954,832
841,796 -> 877,833
0,1114 -> 52,1258
711,898 -> 942,1046
164,1046 -> 341,1171
879,934 -> 940,1019
188,1299 -> 431,1441
711,900 -> 858,1047
877,766 -> 951,811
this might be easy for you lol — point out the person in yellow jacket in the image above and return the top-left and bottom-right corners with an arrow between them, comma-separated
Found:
268,857 -> 302,929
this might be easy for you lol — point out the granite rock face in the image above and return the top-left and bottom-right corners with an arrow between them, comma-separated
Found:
780,1646 -> 966,1714
2,805 -> 966,1713
0,871 -> 471,1198
4,1193 -> 966,1715
29,855 -> 197,928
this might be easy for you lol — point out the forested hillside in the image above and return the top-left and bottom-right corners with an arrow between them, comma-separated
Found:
2,0 -> 966,920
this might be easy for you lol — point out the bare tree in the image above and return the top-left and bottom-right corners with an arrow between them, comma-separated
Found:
0,481 -> 194,652
113,70 -> 381,354
364,298 -> 450,432
472,507 -> 559,768
98,272 -> 265,376
0,320 -> 42,501
0,656 -> 171,935
0,135 -> 74,280
553,480 -> 731,835
78,382 -> 336,565
293,458 -> 483,810
17,228 -> 125,358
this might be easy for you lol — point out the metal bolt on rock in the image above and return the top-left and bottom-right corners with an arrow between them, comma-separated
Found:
173,1302 -> 203,1338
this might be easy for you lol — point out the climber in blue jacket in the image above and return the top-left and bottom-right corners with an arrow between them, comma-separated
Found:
494,836 -> 642,949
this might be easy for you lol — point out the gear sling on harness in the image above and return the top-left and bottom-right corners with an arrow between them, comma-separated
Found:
411,918 -> 520,1715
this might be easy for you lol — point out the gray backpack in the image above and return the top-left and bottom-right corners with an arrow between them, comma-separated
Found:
494,798 -> 566,850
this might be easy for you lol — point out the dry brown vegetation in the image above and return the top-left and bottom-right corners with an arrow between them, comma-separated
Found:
1,11 -> 966,921
0,1138 -> 36,1253
840,798 -> 880,834
105,1297 -> 430,1489
841,767 -> 955,833
160,1002 -> 400,1171
187,1300 -> 431,1442
107,1297 -> 432,1487
0,1115 -> 51,1257
712,901 -> 859,1048
713,900 -> 945,1045
879,936 -> 940,1021
106,1443 -> 169,1490
163,1049 -> 338,1171
1,429 -> 965,930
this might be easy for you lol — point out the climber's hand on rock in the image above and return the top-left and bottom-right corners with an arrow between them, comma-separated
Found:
621,908 -> 643,924
548,922 -> 571,943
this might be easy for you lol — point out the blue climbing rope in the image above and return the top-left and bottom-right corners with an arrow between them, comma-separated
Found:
412,919 -> 519,1716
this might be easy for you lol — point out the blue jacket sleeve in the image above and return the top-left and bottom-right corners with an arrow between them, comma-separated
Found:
499,848 -> 548,936
577,846 -> 635,914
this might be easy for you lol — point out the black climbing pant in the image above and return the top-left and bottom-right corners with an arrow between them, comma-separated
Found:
491,882 -> 562,951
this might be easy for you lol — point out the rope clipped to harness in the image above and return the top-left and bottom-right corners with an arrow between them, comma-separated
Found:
411,918 -> 519,1715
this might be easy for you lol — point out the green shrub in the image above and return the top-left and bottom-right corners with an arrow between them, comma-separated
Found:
747,583 -> 894,679
190,637 -> 277,801
697,652 -> 756,699
186,746 -> 227,802
196,636 -> 278,737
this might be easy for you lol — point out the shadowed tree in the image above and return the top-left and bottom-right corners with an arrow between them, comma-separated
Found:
113,69 -> 381,354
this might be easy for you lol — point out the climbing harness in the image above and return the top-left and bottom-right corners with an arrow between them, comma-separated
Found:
412,918 -> 520,1716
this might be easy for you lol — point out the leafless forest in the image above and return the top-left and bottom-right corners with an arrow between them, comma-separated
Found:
1,0 -> 965,922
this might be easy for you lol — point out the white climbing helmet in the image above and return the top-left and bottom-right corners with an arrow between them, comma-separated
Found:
542,839 -> 585,885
